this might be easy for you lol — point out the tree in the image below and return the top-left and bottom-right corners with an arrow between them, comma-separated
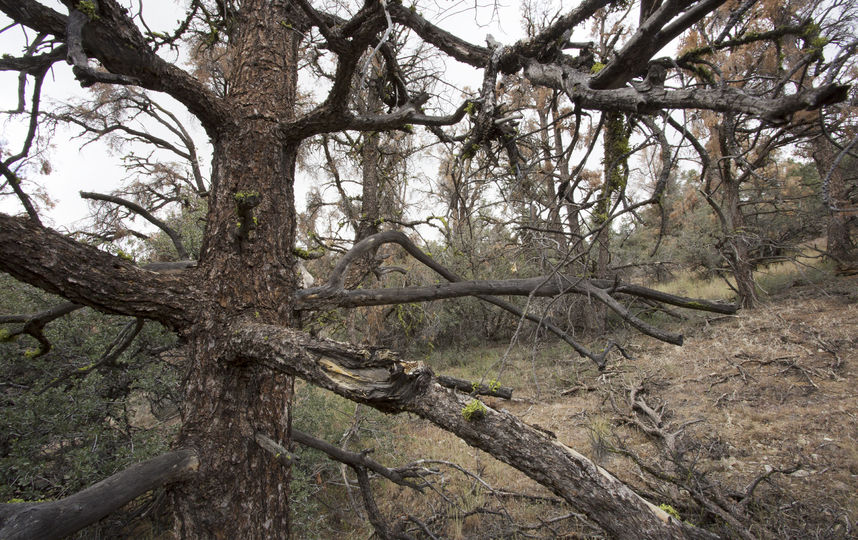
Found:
670,0 -> 857,306
0,0 -> 849,537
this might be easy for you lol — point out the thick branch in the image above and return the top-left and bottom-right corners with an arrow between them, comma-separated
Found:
0,449 -> 198,540
0,214 -> 198,329
387,4 -> 490,68
525,60 -> 849,124
231,322 -> 716,540
388,0 -> 610,73
0,0 -> 228,135
591,0 -> 727,89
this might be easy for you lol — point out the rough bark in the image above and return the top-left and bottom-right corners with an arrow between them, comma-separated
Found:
0,1 -> 852,538
0,214 -> 196,330
0,449 -> 198,540
524,60 -> 848,124
811,137 -> 857,267
165,1 -> 302,536
716,123 -> 758,308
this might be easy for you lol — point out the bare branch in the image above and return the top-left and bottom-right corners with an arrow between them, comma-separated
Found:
291,428 -> 425,490
38,318 -> 144,391
80,191 -> 189,259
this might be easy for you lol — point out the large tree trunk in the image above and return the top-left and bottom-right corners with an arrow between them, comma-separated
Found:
717,126 -> 757,309
811,137 -> 857,268
168,1 -> 300,535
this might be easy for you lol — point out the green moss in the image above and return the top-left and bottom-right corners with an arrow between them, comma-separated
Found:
464,101 -> 477,117
590,62 -> 606,74
23,348 -> 40,359
76,0 -> 99,20
659,503 -> 681,520
0,328 -> 16,342
116,249 -> 134,262
461,399 -> 487,421
462,142 -> 480,160
205,28 -> 219,46
234,191 -> 260,204
488,379 -> 501,393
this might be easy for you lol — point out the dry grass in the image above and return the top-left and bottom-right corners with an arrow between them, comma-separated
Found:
295,270 -> 858,539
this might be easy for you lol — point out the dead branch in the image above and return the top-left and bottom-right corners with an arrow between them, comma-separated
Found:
0,302 -> 83,357
291,428 -> 425,491
38,318 -> 144,393
0,449 -> 198,540
253,432 -> 296,466
80,191 -> 189,259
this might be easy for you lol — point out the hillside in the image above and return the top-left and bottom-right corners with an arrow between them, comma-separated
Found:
293,274 -> 858,539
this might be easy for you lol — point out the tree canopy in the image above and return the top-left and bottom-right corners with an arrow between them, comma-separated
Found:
0,0 -> 855,538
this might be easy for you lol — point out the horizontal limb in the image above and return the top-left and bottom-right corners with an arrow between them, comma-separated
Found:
298,231 -> 615,362
0,214 -> 198,330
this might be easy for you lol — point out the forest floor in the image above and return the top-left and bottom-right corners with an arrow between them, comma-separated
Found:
296,272 -> 858,539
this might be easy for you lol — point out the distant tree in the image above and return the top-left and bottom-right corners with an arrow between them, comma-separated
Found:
0,0 -> 850,538
674,0 -> 856,306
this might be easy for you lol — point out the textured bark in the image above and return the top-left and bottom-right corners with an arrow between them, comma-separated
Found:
716,124 -> 758,309
0,449 -> 198,540
165,1 -> 302,536
811,138 -> 857,267
0,214 -> 197,330
231,322 -> 717,540
1,1 -> 852,538
524,60 -> 848,124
